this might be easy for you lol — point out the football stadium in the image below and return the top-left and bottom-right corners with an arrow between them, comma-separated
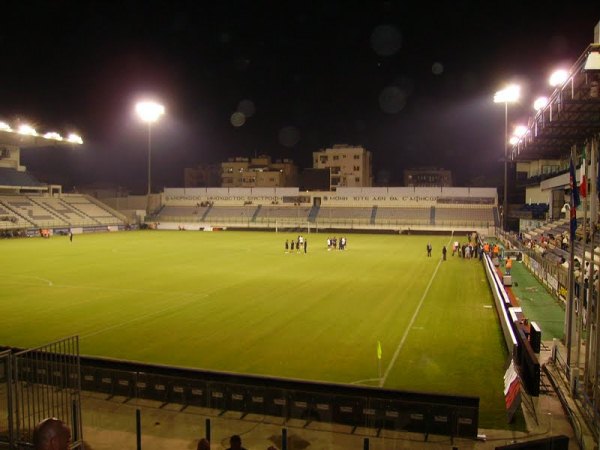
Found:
1,8 -> 600,450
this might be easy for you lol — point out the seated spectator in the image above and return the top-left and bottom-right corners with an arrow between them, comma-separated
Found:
197,438 -> 210,450
227,435 -> 247,450
33,418 -> 71,450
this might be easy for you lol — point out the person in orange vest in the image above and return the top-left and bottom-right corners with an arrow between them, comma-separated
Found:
493,244 -> 500,258
483,242 -> 490,254
505,257 -> 513,275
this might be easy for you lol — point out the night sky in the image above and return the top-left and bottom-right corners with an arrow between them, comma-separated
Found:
1,1 -> 599,192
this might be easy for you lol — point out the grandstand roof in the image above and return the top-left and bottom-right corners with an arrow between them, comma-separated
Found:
0,132 -> 79,149
0,168 -> 46,189
512,44 -> 600,160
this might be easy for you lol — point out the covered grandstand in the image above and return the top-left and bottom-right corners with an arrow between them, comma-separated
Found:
0,125 -> 126,234
503,42 -> 600,444
153,186 -> 499,233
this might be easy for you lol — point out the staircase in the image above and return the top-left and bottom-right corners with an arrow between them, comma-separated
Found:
251,205 -> 262,222
308,205 -> 320,223
370,206 -> 378,224
201,204 -> 213,221
430,206 -> 435,225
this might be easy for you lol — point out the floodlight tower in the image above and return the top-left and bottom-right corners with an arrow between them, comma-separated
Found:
493,84 -> 520,231
135,100 -> 165,215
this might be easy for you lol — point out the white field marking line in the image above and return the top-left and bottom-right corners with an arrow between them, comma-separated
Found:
0,274 -> 54,286
0,277 -> 209,298
350,378 -> 381,385
379,235 -> 453,387
81,293 -> 219,339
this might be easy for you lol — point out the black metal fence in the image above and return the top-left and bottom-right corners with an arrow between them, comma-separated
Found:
0,337 -> 83,449
77,355 -> 479,439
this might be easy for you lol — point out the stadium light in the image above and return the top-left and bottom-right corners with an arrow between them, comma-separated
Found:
67,133 -> 83,144
0,120 -> 83,144
44,132 -> 63,141
493,83 -> 521,231
493,84 -> 520,104
549,69 -> 569,87
18,124 -> 38,136
135,100 -> 165,215
135,101 -> 165,123
514,125 -> 528,138
533,96 -> 548,111
509,136 -> 519,146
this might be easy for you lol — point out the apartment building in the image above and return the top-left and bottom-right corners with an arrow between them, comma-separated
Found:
312,145 -> 372,190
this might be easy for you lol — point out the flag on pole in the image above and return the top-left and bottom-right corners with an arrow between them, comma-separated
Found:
569,158 -> 580,239
377,340 -> 382,360
580,148 -> 588,198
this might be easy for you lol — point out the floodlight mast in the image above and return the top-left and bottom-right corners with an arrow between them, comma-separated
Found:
135,101 -> 165,215
494,84 -> 520,231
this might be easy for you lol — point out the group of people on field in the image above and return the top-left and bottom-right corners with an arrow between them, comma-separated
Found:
450,240 -> 483,260
327,236 -> 347,251
426,233 -> 502,262
285,235 -> 307,253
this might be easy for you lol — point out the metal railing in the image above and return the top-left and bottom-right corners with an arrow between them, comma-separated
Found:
0,337 -> 83,449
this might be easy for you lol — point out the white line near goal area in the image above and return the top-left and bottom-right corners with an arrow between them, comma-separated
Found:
379,234 -> 454,387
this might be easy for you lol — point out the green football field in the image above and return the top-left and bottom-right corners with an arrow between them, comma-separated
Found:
0,230 -> 509,428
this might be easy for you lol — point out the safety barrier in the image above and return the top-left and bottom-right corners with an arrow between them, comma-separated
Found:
77,355 -> 479,439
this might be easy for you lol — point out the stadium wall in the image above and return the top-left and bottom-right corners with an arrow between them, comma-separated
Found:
162,187 -> 497,207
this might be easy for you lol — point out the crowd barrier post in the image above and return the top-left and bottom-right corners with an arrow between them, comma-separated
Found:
71,400 -> 79,443
136,409 -> 142,450
205,418 -> 211,442
282,427 -> 288,450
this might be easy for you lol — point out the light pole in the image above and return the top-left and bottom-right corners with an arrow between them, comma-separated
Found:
494,84 -> 520,231
135,100 -> 165,215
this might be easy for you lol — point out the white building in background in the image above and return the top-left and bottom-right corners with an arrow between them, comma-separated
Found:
312,145 -> 373,190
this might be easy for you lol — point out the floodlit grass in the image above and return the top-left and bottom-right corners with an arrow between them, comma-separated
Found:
0,230 -> 510,428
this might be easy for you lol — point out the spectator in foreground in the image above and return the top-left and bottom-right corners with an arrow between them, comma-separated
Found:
197,438 -> 210,450
227,434 -> 247,450
33,418 -> 71,450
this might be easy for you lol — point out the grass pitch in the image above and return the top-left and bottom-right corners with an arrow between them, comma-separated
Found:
0,231 -> 509,427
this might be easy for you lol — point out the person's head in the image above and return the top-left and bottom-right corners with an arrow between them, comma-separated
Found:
229,434 -> 242,449
197,437 -> 210,450
33,418 -> 71,450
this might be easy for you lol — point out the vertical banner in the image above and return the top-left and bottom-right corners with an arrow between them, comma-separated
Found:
504,360 -> 522,422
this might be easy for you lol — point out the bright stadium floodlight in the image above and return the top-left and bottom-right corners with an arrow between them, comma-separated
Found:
514,125 -> 528,138
135,100 -> 165,215
493,82 -> 521,231
493,84 -> 521,104
135,101 -> 165,124
67,133 -> 83,144
549,69 -> 569,87
44,131 -> 63,141
18,124 -> 38,136
533,96 -> 549,111
509,136 -> 519,146
0,121 -> 12,132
